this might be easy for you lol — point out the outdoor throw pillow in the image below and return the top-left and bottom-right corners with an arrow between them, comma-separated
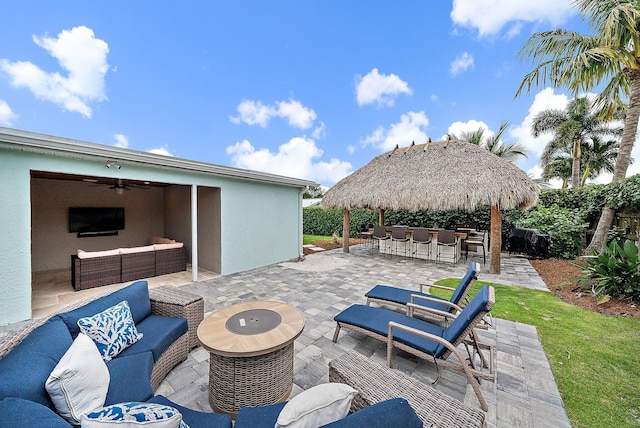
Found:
45,333 -> 110,425
77,300 -> 143,361
275,383 -> 358,428
81,402 -> 189,428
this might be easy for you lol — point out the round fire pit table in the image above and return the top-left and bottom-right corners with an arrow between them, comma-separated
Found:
196,301 -> 305,417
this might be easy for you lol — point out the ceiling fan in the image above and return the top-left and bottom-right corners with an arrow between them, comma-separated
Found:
89,178 -> 148,194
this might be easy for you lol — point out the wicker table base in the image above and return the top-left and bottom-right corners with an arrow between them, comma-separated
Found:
208,343 -> 294,413
197,301 -> 304,418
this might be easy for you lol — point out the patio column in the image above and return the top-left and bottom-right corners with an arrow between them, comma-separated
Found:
191,184 -> 198,282
379,209 -> 385,226
343,208 -> 350,253
489,205 -> 502,274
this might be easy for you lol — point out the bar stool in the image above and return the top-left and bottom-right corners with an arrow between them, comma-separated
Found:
436,229 -> 458,265
411,228 -> 432,261
463,230 -> 486,264
390,226 -> 410,258
372,225 -> 390,256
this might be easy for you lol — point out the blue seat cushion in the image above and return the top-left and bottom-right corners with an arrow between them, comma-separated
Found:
116,314 -> 188,361
0,397 -> 70,428
105,352 -> 154,405
321,398 -> 422,428
52,280 -> 152,338
334,305 -> 445,357
0,319 -> 72,410
147,395 -> 232,428
441,285 -> 489,348
366,285 -> 451,312
234,402 -> 286,428
449,263 -> 478,304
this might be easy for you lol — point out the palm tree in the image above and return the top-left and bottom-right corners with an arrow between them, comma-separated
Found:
449,120 -> 528,162
543,155 -> 572,188
580,136 -> 619,185
515,0 -> 640,251
532,97 -> 621,188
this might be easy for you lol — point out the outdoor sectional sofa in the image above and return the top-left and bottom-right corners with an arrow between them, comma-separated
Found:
71,243 -> 187,291
0,280 -> 229,428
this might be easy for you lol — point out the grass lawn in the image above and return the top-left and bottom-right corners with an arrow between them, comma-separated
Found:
303,234 -> 335,245
434,279 -> 640,428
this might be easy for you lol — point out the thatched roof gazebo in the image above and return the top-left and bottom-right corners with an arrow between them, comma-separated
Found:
322,139 -> 540,274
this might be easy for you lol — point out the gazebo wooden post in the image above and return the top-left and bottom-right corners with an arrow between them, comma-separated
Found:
343,208 -> 350,253
489,205 -> 502,274
379,209 -> 385,226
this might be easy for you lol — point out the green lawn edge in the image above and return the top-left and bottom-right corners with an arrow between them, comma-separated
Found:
433,279 -> 640,428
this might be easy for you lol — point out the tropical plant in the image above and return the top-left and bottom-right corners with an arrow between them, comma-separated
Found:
515,0 -> 640,252
579,136 -> 619,185
542,155 -> 572,188
577,239 -> 640,302
532,97 -> 621,188
449,120 -> 528,162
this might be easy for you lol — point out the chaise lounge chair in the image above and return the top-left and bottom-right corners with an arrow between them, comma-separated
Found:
333,285 -> 495,411
365,262 -> 479,323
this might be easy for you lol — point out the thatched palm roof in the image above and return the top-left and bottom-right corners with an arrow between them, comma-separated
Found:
322,140 -> 539,211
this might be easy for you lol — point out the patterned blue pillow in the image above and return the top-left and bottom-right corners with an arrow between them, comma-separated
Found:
77,301 -> 143,362
81,402 -> 189,428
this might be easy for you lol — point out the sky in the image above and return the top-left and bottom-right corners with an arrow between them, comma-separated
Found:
1,1 -> 638,189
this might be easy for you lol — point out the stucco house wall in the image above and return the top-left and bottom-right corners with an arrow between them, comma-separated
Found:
0,127 -> 316,325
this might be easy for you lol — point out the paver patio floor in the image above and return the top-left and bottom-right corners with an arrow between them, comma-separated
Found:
157,245 -> 571,428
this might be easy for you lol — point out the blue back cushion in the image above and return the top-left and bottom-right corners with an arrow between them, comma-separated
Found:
105,352 -> 154,405
449,263 -> 477,305
53,280 -> 151,338
437,285 -> 489,357
0,397 -> 70,428
321,398 -> 422,428
0,319 -> 72,410
116,315 -> 188,361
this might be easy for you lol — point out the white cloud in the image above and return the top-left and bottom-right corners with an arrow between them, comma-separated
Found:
147,145 -> 173,156
445,119 -> 492,140
450,52 -> 474,77
510,88 -> 569,158
113,134 -> 128,148
229,98 -> 316,129
0,100 -> 18,125
347,145 -> 355,155
451,0 -> 577,37
0,26 -> 109,117
361,111 -> 430,152
311,121 -> 327,140
355,68 -> 412,107
226,137 -> 352,185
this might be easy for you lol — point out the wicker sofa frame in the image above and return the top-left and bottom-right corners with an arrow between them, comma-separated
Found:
72,246 -> 187,291
0,284 -> 203,391
329,351 -> 486,428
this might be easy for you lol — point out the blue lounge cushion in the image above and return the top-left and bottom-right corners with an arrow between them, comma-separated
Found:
105,352 -> 154,405
366,285 -> 451,312
0,319 -> 72,410
53,280 -> 152,338
0,397 -> 70,428
321,398 -> 422,427
234,402 -> 287,428
147,395 -> 233,428
334,305 -> 445,357
116,314 -> 188,361
441,285 -> 489,350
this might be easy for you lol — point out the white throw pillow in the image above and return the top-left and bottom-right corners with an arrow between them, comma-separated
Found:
81,402 -> 188,428
45,333 -> 110,425
77,300 -> 143,361
275,383 -> 358,428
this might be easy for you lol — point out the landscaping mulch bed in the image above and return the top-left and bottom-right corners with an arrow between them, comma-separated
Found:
530,258 -> 640,318
305,239 -> 639,318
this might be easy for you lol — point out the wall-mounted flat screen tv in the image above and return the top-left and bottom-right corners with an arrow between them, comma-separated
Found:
68,207 -> 125,233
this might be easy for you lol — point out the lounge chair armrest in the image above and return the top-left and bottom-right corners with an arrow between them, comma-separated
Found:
387,321 -> 468,366
409,295 -> 462,312
406,303 -> 455,320
419,283 -> 455,293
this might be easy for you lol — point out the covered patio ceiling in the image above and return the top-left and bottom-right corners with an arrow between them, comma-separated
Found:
322,139 -> 540,273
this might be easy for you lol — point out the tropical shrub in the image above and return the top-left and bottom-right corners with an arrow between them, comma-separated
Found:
578,239 -> 640,302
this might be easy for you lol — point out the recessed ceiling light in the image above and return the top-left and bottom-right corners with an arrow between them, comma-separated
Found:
83,178 -> 98,183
